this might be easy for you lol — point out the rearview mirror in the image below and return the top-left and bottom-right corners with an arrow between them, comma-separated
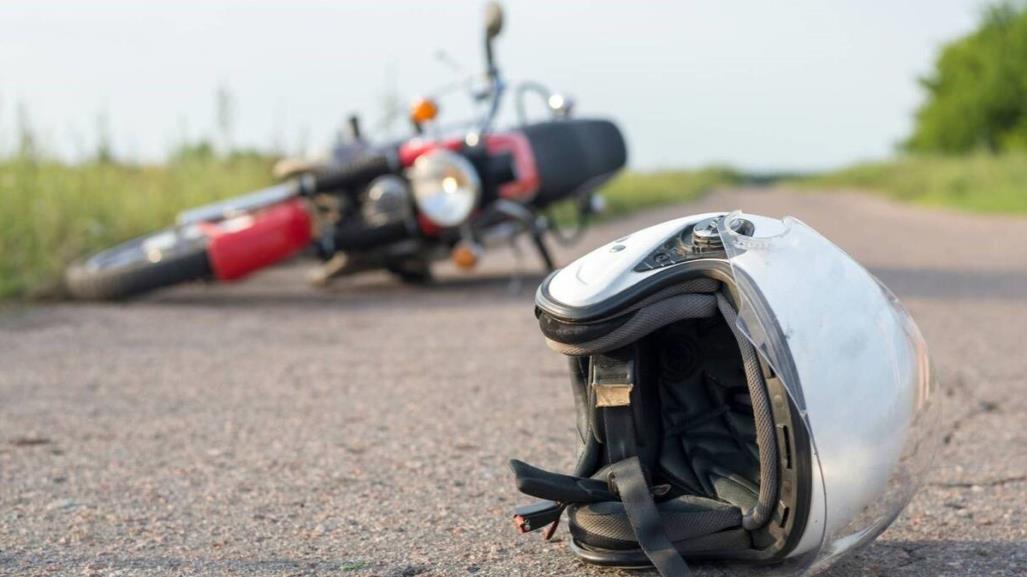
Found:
485,2 -> 504,39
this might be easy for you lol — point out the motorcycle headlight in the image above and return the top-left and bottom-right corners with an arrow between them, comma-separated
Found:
407,149 -> 481,227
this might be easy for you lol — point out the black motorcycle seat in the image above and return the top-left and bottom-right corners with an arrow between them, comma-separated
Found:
521,118 -> 627,206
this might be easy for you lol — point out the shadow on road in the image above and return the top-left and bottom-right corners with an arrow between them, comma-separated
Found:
585,539 -> 1024,577
113,263 -> 1027,311
67,263 -> 1027,313
140,272 -> 548,311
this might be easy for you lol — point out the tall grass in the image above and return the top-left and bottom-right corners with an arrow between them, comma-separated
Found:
793,153 -> 1027,214
0,154 -> 273,299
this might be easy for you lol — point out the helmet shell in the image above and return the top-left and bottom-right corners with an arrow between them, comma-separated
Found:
538,212 -> 939,574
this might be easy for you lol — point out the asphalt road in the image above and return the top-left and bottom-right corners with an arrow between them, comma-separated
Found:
1,188 -> 1025,577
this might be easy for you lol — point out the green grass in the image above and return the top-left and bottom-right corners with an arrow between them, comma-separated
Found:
596,167 -> 743,219
0,156 -> 273,299
792,153 -> 1027,214
5,151 -> 1021,302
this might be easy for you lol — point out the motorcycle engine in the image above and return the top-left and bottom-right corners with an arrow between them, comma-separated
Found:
361,175 -> 414,227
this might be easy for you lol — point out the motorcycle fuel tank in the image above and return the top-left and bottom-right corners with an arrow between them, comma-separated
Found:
201,199 -> 313,281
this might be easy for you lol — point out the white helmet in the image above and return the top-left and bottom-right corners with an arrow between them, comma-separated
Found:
509,212 -> 940,576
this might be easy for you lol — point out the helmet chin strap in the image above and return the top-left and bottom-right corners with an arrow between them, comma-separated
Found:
608,458 -> 692,577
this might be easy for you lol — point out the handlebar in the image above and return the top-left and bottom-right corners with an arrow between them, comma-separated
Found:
306,153 -> 396,194
478,3 -> 505,136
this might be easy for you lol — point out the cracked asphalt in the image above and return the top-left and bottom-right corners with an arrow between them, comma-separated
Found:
1,188 -> 1025,576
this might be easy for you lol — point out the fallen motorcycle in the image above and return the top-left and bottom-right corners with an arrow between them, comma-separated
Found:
65,2 -> 627,300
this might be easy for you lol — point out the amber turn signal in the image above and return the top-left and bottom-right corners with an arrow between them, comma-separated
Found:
410,97 -> 439,124
452,242 -> 480,270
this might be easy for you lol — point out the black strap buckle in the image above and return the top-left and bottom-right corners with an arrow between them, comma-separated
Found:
513,500 -> 564,539
590,351 -> 635,408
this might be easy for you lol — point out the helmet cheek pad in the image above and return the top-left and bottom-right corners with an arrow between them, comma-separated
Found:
509,212 -> 938,577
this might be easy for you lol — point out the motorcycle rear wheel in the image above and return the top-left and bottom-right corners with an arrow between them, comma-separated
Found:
65,228 -> 212,300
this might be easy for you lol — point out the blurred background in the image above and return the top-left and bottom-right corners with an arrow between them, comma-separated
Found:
2,0 -> 1026,299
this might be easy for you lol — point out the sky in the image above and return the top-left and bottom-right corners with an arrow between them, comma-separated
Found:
0,0 -> 988,171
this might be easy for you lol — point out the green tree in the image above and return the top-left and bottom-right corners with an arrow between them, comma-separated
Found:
906,2 -> 1027,153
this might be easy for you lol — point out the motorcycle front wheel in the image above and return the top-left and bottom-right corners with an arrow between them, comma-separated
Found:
65,227 -> 212,300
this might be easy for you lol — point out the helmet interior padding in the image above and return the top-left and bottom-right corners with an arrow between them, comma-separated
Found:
568,308 -> 776,554
513,271 -> 811,572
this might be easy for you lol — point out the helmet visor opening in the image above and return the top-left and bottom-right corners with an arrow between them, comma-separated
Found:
557,278 -> 812,566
